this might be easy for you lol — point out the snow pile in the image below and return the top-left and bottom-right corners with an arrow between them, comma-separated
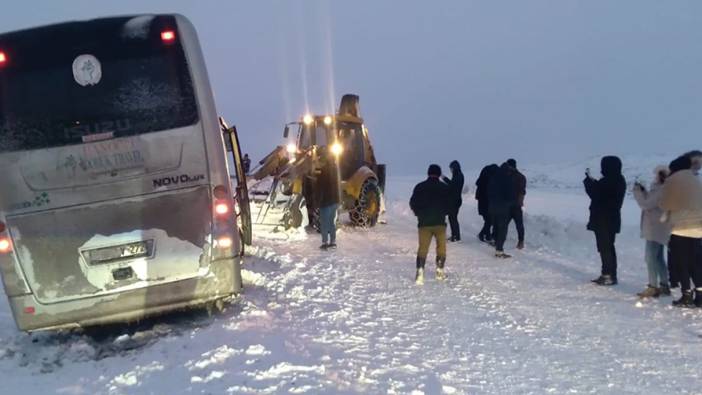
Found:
1,170 -> 702,394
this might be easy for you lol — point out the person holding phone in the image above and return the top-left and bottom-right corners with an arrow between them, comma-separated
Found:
584,156 -> 627,286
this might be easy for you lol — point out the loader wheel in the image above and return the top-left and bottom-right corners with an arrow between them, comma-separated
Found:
349,180 -> 380,227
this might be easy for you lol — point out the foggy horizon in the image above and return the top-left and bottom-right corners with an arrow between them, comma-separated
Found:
3,1 -> 701,175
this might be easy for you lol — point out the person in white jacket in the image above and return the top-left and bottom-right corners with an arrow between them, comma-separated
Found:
633,166 -> 672,298
660,156 -> 702,307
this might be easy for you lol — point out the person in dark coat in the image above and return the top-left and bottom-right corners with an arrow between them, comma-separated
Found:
242,153 -> 251,174
584,156 -> 627,285
475,164 -> 499,243
442,160 -> 465,242
410,164 -> 451,284
316,151 -> 341,250
506,159 -> 527,249
488,162 -> 518,258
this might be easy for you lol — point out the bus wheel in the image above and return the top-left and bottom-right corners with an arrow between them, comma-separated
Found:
349,180 -> 380,227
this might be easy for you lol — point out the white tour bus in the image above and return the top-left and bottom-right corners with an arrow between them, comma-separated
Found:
0,14 -> 251,331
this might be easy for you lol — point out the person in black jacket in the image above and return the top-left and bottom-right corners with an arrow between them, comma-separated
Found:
506,159 -> 527,249
488,163 -> 518,258
316,151 -> 341,250
410,164 -> 451,284
442,160 -> 465,242
475,164 -> 499,243
584,156 -> 627,285
242,153 -> 251,174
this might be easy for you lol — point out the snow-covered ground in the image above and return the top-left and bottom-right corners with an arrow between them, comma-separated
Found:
2,164 -> 702,394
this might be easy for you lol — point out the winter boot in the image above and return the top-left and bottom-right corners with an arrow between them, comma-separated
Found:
319,243 -> 329,251
415,268 -> 425,285
637,286 -> 660,298
695,289 -> 702,308
436,256 -> 447,280
328,243 -> 337,250
516,240 -> 524,250
591,276 -> 605,284
495,251 -> 512,259
672,291 -> 694,307
659,284 -> 672,296
594,275 -> 617,286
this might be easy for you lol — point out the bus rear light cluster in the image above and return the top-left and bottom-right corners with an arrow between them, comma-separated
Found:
0,51 -> 6,65
216,237 -> 233,249
23,306 -> 35,315
0,221 -> 11,254
215,202 -> 229,216
161,30 -> 176,43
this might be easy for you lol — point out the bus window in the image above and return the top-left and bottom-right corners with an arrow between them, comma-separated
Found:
0,16 -> 198,153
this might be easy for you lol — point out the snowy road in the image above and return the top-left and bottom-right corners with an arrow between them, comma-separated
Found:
2,178 -> 702,394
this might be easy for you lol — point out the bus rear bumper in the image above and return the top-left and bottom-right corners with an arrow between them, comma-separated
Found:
9,257 -> 241,332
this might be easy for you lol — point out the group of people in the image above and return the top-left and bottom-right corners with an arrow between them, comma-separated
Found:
408,150 -> 702,301
584,151 -> 702,307
408,159 -> 526,284
475,159 -> 527,258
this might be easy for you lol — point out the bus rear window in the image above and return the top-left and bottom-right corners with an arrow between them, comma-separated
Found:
0,15 -> 199,153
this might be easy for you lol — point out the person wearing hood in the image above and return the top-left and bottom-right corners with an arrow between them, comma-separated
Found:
506,158 -> 527,249
584,156 -> 627,285
410,164 -> 451,284
633,165 -> 672,298
488,162 -> 518,258
660,155 -> 702,307
475,164 -> 499,243
442,160 -> 465,242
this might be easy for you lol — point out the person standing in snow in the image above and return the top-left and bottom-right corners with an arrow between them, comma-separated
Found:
584,156 -> 627,286
242,153 -> 251,174
442,160 -> 465,242
506,158 -> 527,250
660,155 -> 702,307
684,150 -> 702,175
410,164 -> 451,284
475,164 -> 499,243
316,151 -> 341,251
488,162 -> 518,258
633,166 -> 672,298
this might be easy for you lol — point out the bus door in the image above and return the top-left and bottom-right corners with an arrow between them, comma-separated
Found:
219,118 -> 252,246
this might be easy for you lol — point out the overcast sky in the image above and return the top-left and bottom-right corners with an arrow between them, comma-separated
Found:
3,1 -> 702,175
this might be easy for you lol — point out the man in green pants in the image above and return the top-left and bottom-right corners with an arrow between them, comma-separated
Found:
410,164 -> 451,284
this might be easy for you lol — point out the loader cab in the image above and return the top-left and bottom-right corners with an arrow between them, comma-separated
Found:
287,114 -> 366,179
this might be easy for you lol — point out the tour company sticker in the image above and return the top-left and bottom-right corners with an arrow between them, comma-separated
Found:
72,54 -> 102,86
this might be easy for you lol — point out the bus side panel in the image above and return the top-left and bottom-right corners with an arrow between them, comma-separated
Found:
176,15 -> 243,253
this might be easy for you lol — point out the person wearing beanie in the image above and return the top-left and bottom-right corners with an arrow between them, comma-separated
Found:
410,164 -> 451,284
584,156 -> 627,286
442,160 -> 465,242
633,165 -> 672,298
660,155 -> 702,307
506,158 -> 527,249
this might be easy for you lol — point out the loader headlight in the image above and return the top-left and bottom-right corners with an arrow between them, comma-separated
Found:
303,114 -> 314,125
330,142 -> 343,156
323,116 -> 333,126
286,143 -> 297,154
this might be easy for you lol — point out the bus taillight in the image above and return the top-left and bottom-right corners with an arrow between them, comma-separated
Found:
215,202 -> 229,216
0,237 -> 12,253
161,30 -> 176,43
216,237 -> 233,249
0,51 -> 7,65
